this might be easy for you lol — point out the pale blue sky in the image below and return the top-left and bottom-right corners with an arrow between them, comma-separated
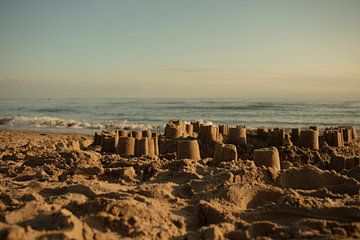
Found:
0,0 -> 359,98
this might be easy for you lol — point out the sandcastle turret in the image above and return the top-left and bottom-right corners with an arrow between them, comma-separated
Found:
186,124 -> 193,136
269,128 -> 285,146
94,132 -> 102,145
153,137 -> 159,155
291,128 -> 301,146
176,139 -> 201,160
253,147 -> 280,172
142,129 -> 152,139
191,121 -> 200,133
118,130 -> 128,138
341,127 -> 353,144
256,128 -> 268,139
351,126 -> 358,140
101,132 -> 119,152
116,137 -> 135,156
165,123 -> 182,139
309,126 -> 319,134
198,125 -> 218,142
228,126 -> 247,145
213,143 -> 237,164
132,130 -> 143,139
219,124 -> 229,136
299,129 -> 319,150
135,138 -> 149,156
324,130 -> 344,147
148,137 -> 156,156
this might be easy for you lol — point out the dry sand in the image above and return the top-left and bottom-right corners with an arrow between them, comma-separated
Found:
0,129 -> 359,239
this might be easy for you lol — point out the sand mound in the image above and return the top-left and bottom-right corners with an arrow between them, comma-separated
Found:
68,195 -> 186,238
277,165 -> 360,194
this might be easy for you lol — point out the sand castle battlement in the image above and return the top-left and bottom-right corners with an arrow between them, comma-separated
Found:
92,120 -> 359,172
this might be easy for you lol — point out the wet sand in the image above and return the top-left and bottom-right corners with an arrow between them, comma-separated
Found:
0,128 -> 359,239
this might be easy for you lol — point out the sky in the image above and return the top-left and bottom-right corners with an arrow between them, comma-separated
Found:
0,0 -> 359,99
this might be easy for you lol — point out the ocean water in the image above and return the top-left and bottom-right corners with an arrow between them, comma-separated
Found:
0,98 -> 359,133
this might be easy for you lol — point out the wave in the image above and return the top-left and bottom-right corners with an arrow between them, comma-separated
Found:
0,115 -> 157,131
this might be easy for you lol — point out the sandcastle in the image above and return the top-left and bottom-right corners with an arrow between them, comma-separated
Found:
94,132 -> 102,146
323,126 -> 358,147
100,131 -> 118,152
116,136 -> 136,156
351,126 -> 358,140
324,130 -> 344,147
228,126 -> 247,145
290,128 -> 301,146
299,129 -> 319,150
176,139 -> 201,160
135,138 -> 149,156
164,123 -> 183,139
219,124 -> 229,136
284,134 -> 293,146
91,122 -> 358,172
310,126 -> 319,134
135,137 -> 157,157
152,132 -> 160,138
189,121 -> 199,133
142,129 -> 152,139
256,128 -> 268,139
132,130 -> 142,139
198,125 -> 218,142
172,120 -> 186,131
269,128 -> 285,146
213,143 -> 237,164
341,127 -> 352,144
148,137 -> 157,156
253,147 -> 281,172
185,124 -> 193,136
118,130 -> 128,138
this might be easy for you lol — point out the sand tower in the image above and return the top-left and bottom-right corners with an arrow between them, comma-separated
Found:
191,121 -> 201,133
291,128 -> 301,146
324,130 -> 344,147
351,126 -> 358,140
135,138 -> 149,156
198,125 -> 218,142
256,128 -> 268,139
299,129 -> 319,150
165,123 -> 182,139
117,137 -> 135,156
142,129 -> 152,139
101,132 -> 119,152
219,124 -> 229,136
228,126 -> 247,145
186,124 -> 193,136
118,130 -> 128,138
253,147 -> 280,172
94,132 -> 101,145
213,143 -> 237,164
177,139 -> 201,160
153,137 -> 159,155
132,130 -> 143,139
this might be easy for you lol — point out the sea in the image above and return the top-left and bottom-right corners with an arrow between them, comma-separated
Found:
0,98 -> 359,134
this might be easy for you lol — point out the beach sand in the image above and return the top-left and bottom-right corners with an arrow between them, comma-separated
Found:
0,129 -> 359,239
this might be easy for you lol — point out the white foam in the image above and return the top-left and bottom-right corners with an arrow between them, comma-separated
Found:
0,115 -> 157,131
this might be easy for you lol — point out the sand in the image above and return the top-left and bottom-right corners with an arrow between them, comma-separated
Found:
0,129 -> 359,239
